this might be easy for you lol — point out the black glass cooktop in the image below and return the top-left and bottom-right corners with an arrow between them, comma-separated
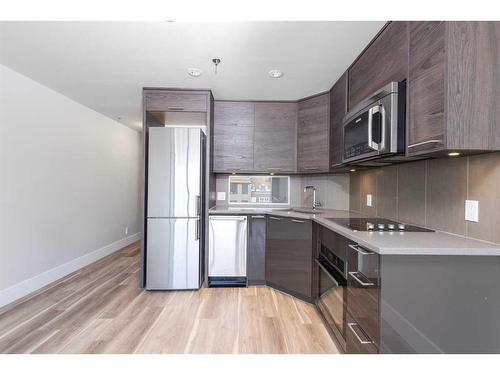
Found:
326,218 -> 433,232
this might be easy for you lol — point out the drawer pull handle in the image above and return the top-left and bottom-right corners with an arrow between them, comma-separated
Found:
348,244 -> 373,255
167,106 -> 185,111
251,215 -> 265,219
291,219 -> 306,224
407,139 -> 443,148
269,216 -> 281,221
302,167 -> 320,170
349,271 -> 375,287
347,322 -> 373,344
266,168 -> 283,171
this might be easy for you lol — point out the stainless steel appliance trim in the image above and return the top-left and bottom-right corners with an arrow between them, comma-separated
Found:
269,216 -> 282,221
315,259 -> 340,287
291,219 -> 306,224
349,271 -> 375,287
348,244 -> 373,255
347,322 -> 373,344
343,81 -> 399,124
407,139 -> 444,148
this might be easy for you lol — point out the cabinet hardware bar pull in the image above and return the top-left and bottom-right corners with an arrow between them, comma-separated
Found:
195,195 -> 201,216
302,167 -> 320,170
347,322 -> 373,344
348,244 -> 373,255
251,215 -> 265,219
349,271 -> 375,287
291,219 -> 306,224
167,106 -> 185,111
266,168 -> 283,170
269,216 -> 281,221
407,139 -> 443,148
331,163 -> 343,167
314,259 -> 340,287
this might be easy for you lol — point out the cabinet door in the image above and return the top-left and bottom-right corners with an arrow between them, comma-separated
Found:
329,73 -> 348,169
348,22 -> 409,109
247,215 -> 266,285
266,216 -> 313,301
213,101 -> 255,172
254,102 -> 297,173
144,90 -> 208,112
297,94 -> 330,172
407,22 -> 446,156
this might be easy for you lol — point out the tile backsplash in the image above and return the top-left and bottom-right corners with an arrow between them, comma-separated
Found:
215,174 -> 350,210
349,152 -> 500,245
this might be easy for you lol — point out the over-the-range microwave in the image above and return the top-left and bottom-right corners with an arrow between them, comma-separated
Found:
342,81 -> 406,165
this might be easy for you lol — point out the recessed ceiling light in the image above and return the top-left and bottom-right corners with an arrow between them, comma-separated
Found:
187,68 -> 202,77
268,69 -> 284,78
350,168 -> 356,172
448,152 -> 460,157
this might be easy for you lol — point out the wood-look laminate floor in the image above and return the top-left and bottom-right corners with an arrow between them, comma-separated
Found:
0,242 -> 338,354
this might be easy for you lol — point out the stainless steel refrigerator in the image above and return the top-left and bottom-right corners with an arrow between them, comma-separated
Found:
146,126 -> 205,290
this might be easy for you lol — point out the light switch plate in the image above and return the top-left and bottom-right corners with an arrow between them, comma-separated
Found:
217,192 -> 226,201
465,200 -> 479,222
367,194 -> 373,207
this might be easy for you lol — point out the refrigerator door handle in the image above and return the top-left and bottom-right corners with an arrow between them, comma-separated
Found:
195,219 -> 200,241
196,195 -> 201,216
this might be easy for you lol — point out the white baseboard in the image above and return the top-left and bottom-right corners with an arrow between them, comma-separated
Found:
0,232 -> 142,308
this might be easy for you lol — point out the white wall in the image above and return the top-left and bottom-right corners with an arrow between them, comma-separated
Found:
0,64 -> 142,307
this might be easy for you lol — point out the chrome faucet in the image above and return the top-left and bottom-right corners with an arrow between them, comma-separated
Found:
303,186 -> 322,210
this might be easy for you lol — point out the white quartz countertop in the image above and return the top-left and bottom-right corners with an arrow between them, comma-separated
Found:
209,206 -> 500,256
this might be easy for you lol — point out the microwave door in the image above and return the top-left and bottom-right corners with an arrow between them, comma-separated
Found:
343,113 -> 379,163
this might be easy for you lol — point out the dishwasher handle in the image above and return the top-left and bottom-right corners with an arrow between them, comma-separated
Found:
209,216 -> 247,221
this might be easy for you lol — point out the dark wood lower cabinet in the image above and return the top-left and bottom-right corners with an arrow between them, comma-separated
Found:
247,215 -> 266,285
265,216 -> 313,301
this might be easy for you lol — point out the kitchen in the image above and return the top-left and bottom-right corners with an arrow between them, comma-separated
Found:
1,15 -> 500,365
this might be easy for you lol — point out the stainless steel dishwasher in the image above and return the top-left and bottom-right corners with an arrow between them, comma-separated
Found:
208,215 -> 247,287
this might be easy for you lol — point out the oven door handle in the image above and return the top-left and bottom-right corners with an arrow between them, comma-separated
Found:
349,271 -> 375,287
315,259 -> 343,287
367,104 -> 385,151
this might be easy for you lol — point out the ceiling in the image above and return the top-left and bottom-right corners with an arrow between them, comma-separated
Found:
0,21 -> 385,130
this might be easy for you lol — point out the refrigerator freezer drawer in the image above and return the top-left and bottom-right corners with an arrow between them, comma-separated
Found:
209,216 -> 247,277
146,218 -> 200,290
147,127 -> 202,218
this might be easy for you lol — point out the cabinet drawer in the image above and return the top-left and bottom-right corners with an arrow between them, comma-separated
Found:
145,91 -> 208,112
346,314 -> 378,354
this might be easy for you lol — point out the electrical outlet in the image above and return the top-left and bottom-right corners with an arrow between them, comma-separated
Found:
367,194 -> 373,207
217,192 -> 226,201
465,200 -> 479,222
125,226 -> 129,235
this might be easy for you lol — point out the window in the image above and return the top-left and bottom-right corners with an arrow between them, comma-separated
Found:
228,176 -> 290,205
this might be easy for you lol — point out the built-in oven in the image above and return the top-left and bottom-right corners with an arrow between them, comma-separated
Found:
343,81 -> 406,164
316,228 -> 352,351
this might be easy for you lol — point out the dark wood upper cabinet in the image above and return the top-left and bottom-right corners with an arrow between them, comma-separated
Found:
212,101 -> 255,172
144,90 -> 208,112
297,93 -> 330,173
329,73 -> 348,169
348,22 -> 409,110
254,102 -> 297,173
407,21 -> 500,156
